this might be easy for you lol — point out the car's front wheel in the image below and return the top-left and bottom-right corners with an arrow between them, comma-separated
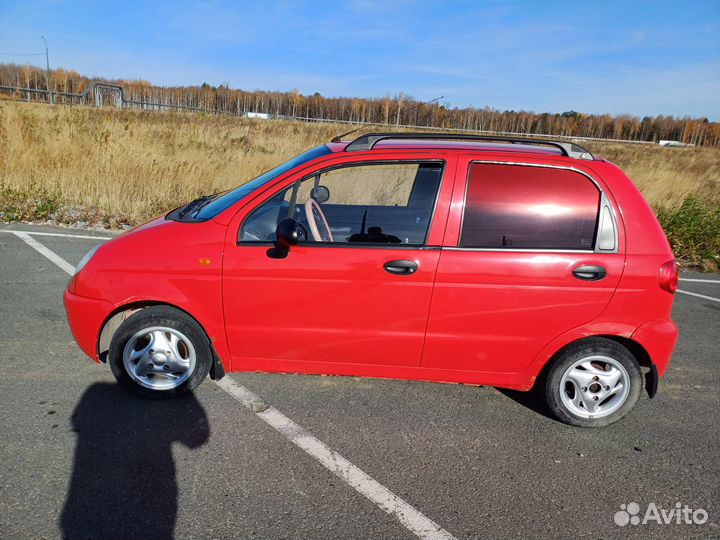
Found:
109,306 -> 212,398
545,338 -> 643,427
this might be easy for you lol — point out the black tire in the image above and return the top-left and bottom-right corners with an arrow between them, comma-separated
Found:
109,306 -> 212,399
544,337 -> 643,427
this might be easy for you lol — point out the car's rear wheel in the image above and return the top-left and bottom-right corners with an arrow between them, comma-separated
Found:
109,306 -> 212,398
545,338 -> 643,427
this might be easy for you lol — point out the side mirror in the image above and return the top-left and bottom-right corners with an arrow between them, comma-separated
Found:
268,218 -> 299,259
312,185 -> 330,204
276,218 -> 299,247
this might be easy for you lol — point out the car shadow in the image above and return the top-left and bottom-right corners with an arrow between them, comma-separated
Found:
495,387 -> 559,423
60,382 -> 210,540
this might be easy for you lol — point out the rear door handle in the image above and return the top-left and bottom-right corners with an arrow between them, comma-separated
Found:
383,259 -> 418,275
572,265 -> 607,281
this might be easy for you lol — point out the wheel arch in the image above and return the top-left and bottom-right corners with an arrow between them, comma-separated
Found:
97,301 -> 226,380
598,335 -> 651,368
533,334 -> 653,396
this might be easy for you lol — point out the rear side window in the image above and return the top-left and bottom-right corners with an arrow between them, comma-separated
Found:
460,164 -> 600,250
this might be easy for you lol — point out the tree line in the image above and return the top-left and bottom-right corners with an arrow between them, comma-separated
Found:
1,63 -> 718,146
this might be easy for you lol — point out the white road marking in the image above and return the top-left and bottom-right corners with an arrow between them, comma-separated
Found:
677,289 -> 720,303
0,229 -> 112,240
216,377 -> 457,540
9,231 -> 457,540
679,278 -> 720,284
12,231 -> 76,275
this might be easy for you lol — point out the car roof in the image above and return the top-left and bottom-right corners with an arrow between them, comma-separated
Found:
326,133 -> 594,160
327,140 -> 564,156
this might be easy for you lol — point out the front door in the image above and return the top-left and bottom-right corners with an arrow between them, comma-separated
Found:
223,159 -> 451,371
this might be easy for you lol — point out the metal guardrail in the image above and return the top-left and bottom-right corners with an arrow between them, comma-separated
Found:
122,100 -> 233,115
0,85 -> 84,100
0,84 -> 239,115
0,84 -> 658,146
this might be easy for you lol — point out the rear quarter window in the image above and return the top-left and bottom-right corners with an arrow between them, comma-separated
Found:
460,163 -> 600,250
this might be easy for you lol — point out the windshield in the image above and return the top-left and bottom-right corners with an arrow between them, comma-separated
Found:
193,145 -> 332,220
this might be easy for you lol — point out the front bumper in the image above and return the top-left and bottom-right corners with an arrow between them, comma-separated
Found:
63,289 -> 113,363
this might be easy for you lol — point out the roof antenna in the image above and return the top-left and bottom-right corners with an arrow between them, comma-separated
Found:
331,96 -> 444,143
331,126 -> 364,144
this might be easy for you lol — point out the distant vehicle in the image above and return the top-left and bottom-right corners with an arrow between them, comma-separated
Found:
244,111 -> 271,120
658,140 -> 694,147
64,133 -> 678,427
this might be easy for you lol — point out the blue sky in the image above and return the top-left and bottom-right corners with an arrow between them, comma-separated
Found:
1,0 -> 719,119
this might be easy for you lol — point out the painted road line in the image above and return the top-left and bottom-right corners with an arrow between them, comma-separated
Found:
0,229 -> 112,240
679,278 -> 720,284
676,289 -> 720,303
12,233 -> 457,540
12,231 -> 76,275
216,377 -> 457,540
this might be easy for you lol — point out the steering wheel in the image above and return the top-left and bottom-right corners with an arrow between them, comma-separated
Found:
304,199 -> 333,242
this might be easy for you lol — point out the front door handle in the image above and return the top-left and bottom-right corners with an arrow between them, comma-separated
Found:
383,259 -> 418,275
572,265 -> 607,281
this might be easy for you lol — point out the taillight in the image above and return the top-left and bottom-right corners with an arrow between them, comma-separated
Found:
658,260 -> 679,293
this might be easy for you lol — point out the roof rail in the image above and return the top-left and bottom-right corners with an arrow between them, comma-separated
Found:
340,132 -> 594,160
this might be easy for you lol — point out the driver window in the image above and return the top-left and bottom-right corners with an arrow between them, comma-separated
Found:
239,162 -> 442,245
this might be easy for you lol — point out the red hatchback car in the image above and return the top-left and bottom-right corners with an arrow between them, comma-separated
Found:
64,133 -> 679,427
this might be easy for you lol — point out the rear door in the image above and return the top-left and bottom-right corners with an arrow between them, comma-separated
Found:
422,158 -> 624,374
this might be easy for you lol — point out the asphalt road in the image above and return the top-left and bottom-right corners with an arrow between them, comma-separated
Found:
0,222 -> 718,540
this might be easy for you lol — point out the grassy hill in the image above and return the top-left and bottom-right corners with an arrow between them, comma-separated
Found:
1,99 -> 718,268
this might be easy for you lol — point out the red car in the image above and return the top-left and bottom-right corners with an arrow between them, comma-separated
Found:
64,133 -> 678,427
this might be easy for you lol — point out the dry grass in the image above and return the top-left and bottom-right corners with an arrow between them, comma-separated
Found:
584,142 -> 720,208
0,99 -> 337,223
2,99 -> 718,218
321,164 -> 417,205
0,99 -> 718,266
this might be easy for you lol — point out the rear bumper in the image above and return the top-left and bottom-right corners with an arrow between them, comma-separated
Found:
631,319 -> 678,378
63,289 -> 113,363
